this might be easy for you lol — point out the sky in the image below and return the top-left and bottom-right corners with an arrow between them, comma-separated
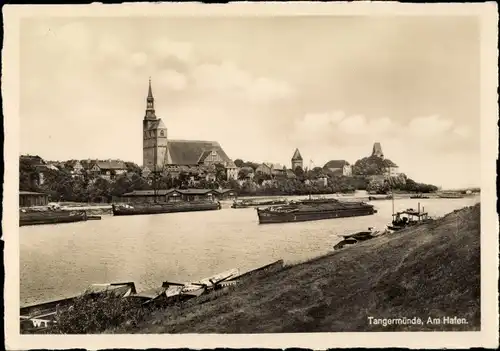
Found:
20,16 -> 481,188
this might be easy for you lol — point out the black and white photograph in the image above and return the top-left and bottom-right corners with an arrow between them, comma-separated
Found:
3,2 -> 498,349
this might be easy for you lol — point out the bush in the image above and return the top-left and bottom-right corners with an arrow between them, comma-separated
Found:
48,292 -> 147,334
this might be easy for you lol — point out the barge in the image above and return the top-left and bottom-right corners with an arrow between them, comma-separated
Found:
256,198 -> 377,224
231,198 -> 288,209
111,200 -> 221,216
19,210 -> 90,227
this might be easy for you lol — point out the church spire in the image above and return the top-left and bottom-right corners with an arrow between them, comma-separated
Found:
145,77 -> 156,120
148,76 -> 153,99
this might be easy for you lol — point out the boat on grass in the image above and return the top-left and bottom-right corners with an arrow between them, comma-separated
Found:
131,260 -> 285,306
19,209 -> 90,227
333,227 -> 386,250
256,197 -> 377,224
111,200 -> 221,216
231,198 -> 288,209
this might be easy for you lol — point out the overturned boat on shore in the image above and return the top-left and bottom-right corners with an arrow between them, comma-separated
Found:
256,197 -> 377,224
111,200 -> 221,216
129,260 -> 285,306
19,209 -> 94,227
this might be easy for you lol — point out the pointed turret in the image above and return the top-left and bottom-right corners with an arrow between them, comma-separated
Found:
144,77 -> 156,120
292,148 -> 303,161
291,148 -> 304,170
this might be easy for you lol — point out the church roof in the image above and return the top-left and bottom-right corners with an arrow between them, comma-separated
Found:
324,160 -> 350,169
197,150 -> 213,163
292,148 -> 303,161
167,140 -> 232,166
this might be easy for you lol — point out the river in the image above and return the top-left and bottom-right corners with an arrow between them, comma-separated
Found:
20,195 -> 480,306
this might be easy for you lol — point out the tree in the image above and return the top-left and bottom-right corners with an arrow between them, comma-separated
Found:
352,156 -> 398,176
214,163 -> 226,182
293,166 -> 304,179
238,168 -> 252,180
234,159 -> 244,168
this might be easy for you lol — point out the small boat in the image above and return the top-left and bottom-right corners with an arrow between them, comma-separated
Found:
111,200 -> 221,216
86,215 -> 102,220
257,197 -> 376,224
334,227 -> 386,250
333,238 -> 358,250
19,210 -> 89,227
131,268 -> 241,306
387,203 -> 431,232
231,198 -> 288,209
368,195 -> 393,201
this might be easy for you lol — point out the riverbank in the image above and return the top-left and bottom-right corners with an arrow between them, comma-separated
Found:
42,202 -> 479,333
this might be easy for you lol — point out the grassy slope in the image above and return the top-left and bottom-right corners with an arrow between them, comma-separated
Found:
115,203 -> 480,333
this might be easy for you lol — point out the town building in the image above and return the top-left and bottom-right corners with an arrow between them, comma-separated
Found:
323,160 -> 352,177
141,79 -> 238,181
291,148 -> 303,170
89,160 -> 127,180
116,188 -> 237,204
255,163 -> 287,178
19,191 -> 49,207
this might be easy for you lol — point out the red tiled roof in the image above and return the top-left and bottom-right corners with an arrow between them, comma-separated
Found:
167,140 -> 232,166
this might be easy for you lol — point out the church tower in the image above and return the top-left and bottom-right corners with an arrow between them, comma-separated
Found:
291,148 -> 303,170
142,78 -> 168,169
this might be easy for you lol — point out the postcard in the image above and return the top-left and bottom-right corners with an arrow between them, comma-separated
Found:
2,2 -> 499,349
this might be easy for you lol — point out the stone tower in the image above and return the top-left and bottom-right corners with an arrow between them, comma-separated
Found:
372,142 -> 384,159
142,78 -> 168,169
291,148 -> 303,170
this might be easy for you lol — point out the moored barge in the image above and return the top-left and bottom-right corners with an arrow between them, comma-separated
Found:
112,200 -> 221,216
256,198 -> 377,224
231,198 -> 288,209
19,210 -> 90,227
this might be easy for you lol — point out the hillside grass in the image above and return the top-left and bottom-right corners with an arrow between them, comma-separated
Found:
110,203 -> 480,333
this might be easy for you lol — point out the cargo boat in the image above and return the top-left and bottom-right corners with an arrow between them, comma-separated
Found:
19,210 -> 89,227
410,194 -> 430,199
437,192 -> 464,199
256,198 -> 377,224
387,203 -> 431,231
231,198 -> 288,209
112,200 -> 221,216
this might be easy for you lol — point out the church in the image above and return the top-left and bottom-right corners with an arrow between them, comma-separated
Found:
142,79 -> 238,181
